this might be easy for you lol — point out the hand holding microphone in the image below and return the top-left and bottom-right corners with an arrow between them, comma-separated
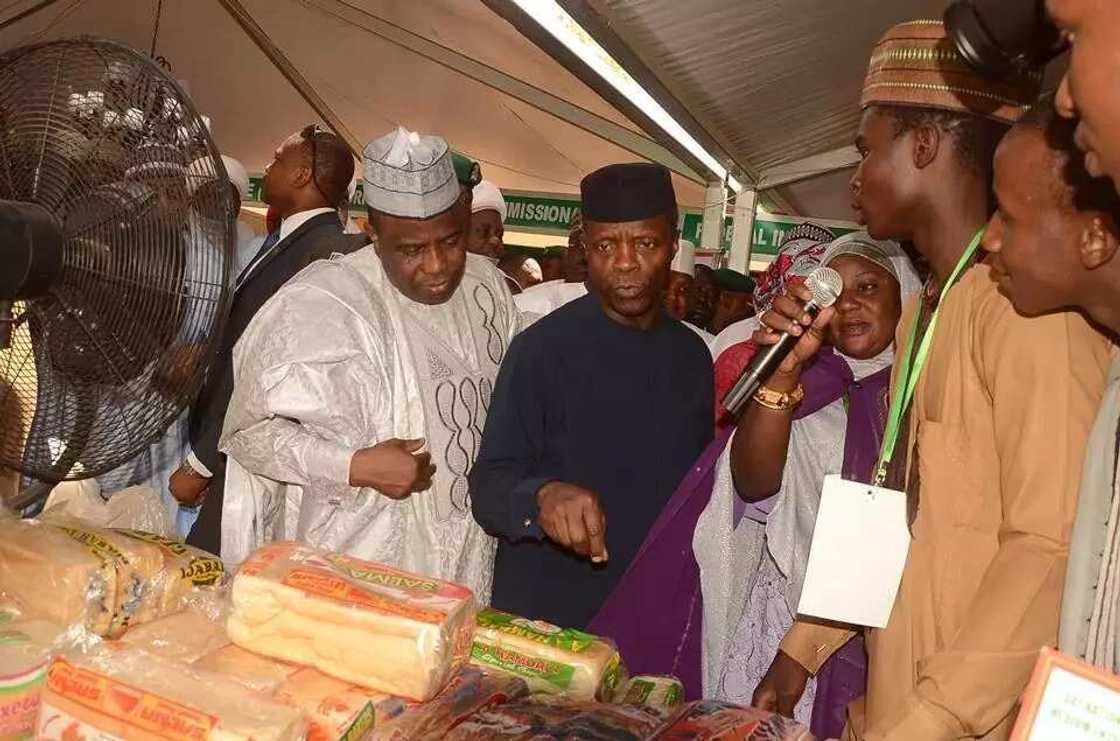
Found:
722,267 -> 843,417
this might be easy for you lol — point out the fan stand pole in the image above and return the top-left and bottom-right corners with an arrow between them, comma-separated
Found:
216,0 -> 361,159
7,479 -> 51,512
0,300 -> 11,349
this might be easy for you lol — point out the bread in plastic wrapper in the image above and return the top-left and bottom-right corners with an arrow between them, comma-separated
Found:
443,698 -> 669,740
34,648 -> 306,741
470,608 -> 624,701
117,607 -> 230,664
193,645 -> 301,694
616,674 -> 684,715
0,605 -> 68,741
0,517 -> 223,638
226,542 -> 477,701
0,518 -> 124,636
369,665 -> 528,740
273,667 -> 408,741
656,700 -> 812,740
112,529 -> 225,614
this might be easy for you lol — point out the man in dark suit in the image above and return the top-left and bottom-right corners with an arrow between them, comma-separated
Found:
171,125 -> 364,555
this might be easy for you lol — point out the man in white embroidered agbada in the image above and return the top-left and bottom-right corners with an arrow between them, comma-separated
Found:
217,127 -> 519,601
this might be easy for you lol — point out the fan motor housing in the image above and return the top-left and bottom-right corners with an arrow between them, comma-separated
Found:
0,200 -> 63,299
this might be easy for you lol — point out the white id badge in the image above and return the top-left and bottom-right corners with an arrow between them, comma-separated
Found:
796,474 -> 911,628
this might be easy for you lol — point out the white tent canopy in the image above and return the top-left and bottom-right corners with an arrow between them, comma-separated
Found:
0,0 -> 958,222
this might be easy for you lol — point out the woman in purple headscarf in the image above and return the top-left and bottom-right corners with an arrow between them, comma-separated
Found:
696,233 -> 919,738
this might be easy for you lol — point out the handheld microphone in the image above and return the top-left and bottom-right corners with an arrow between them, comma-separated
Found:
721,267 -> 844,418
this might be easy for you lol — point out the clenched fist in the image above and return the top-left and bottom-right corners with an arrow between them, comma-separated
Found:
349,438 -> 435,499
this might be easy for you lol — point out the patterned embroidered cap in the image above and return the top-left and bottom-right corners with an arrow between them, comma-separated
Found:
862,20 -> 1042,124
363,126 -> 461,219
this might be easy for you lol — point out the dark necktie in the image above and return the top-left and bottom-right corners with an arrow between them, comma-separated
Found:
234,229 -> 281,291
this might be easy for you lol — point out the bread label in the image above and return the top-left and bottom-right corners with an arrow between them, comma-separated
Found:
0,660 -> 47,739
39,659 -> 216,741
476,609 -> 596,653
114,530 -> 224,586
470,642 -> 575,690
284,568 -> 449,624
55,526 -> 128,565
322,553 -> 472,601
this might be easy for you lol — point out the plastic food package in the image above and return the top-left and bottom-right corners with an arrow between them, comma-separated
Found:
444,699 -> 668,740
44,481 -> 175,537
227,542 -> 476,701
470,608 -> 624,701
0,518 -> 223,638
193,645 -> 301,694
617,674 -> 685,713
0,607 -> 67,741
0,518 -> 130,636
273,668 -> 408,741
369,666 -> 528,740
117,608 -> 230,663
113,530 -> 225,614
35,649 -> 306,741
656,700 -> 812,740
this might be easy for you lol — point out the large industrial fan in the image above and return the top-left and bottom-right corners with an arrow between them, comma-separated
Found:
0,38 -> 234,508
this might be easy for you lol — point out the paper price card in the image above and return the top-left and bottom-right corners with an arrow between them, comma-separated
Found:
1012,647 -> 1120,740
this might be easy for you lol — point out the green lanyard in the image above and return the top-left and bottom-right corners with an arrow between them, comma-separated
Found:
873,229 -> 985,486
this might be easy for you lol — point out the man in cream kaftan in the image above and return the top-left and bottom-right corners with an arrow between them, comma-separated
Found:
218,127 -> 518,602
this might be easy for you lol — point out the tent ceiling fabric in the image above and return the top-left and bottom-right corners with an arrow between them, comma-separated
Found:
591,0 -> 949,218
593,0 -> 947,175
0,0 -> 707,206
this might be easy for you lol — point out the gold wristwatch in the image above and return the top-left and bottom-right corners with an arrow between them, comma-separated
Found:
752,383 -> 805,411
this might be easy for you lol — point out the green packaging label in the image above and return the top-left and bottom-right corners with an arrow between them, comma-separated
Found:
471,641 -> 575,690
338,701 -> 375,741
599,655 -> 622,701
475,609 -> 596,653
624,678 -> 655,705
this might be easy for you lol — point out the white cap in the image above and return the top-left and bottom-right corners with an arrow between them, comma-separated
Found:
471,179 -> 507,222
362,126 -> 460,219
671,239 -> 696,277
221,155 -> 250,201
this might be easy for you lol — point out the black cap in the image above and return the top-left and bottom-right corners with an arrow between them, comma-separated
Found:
580,163 -> 676,223
714,268 -> 755,294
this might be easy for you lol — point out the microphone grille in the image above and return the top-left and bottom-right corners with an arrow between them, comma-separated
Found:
806,267 -> 843,308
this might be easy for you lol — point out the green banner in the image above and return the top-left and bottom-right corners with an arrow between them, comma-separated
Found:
247,178 -> 856,257
680,213 -> 859,256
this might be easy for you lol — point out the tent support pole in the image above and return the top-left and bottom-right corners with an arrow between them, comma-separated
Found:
699,183 -> 725,255
729,189 -> 757,274
216,0 -> 361,158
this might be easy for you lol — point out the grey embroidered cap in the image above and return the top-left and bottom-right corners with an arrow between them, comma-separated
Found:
362,126 -> 461,218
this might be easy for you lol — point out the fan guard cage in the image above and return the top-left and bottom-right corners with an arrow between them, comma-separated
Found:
0,38 -> 233,482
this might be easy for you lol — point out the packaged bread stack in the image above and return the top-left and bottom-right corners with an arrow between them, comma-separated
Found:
0,517 -> 223,637
226,542 -> 477,701
0,605 -> 66,741
470,607 -> 623,701
274,668 -> 409,741
118,607 -> 410,741
35,648 -> 306,741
